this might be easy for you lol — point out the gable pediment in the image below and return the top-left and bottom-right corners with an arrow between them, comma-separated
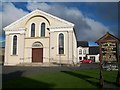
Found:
4,9 -> 74,31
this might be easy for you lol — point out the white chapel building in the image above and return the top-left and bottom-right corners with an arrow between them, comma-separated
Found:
3,9 -> 77,66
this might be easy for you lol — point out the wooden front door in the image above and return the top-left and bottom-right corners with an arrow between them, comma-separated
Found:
32,48 -> 43,62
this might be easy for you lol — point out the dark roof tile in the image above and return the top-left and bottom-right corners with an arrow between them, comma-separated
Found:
89,46 -> 99,55
77,41 -> 88,47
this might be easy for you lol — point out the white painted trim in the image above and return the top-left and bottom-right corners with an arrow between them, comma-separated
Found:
5,28 -> 26,31
29,22 -> 36,37
57,32 -> 65,55
4,9 -> 74,31
39,22 -> 46,37
11,35 -> 13,55
4,63 -> 17,66
50,28 -> 73,32
4,35 -> 9,64
11,34 -> 19,55
5,30 -> 25,35
49,26 -> 73,29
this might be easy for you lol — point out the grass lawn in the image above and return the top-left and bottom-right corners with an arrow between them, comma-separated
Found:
3,69 -> 118,88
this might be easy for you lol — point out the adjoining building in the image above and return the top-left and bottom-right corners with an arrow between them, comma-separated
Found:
77,41 -> 100,63
87,46 -> 99,62
77,41 -> 89,61
0,47 -> 5,64
3,9 -> 77,66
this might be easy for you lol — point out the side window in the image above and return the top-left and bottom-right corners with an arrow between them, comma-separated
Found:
79,49 -> 82,54
59,33 -> 64,54
13,35 -> 17,55
31,23 -> 35,37
41,23 -> 45,37
83,49 -> 86,54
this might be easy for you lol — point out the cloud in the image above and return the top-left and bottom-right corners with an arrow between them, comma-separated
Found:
0,12 -> 2,35
0,2 -> 2,38
82,18 -> 113,40
2,3 -> 29,28
27,2 -> 51,11
0,3 -> 27,36
0,3 -> 29,39
3,0 -> 119,2
1,2 -> 115,42
27,2 -> 112,41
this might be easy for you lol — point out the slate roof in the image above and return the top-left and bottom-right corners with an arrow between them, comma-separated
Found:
89,46 -> 99,55
77,41 -> 88,47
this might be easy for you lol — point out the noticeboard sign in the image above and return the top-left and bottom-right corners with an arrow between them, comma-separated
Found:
96,32 -> 120,87
101,42 -> 117,62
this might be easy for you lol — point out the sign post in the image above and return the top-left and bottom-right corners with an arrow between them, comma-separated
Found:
96,32 -> 120,87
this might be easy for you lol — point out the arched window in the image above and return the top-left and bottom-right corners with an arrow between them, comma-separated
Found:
31,23 -> 35,37
59,33 -> 64,54
13,35 -> 17,55
41,23 -> 45,37
79,49 -> 82,54
83,49 -> 86,54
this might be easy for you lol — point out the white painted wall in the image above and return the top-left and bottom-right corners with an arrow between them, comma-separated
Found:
77,46 -> 89,62
4,10 -> 77,65
77,46 -> 100,63
87,54 -> 100,62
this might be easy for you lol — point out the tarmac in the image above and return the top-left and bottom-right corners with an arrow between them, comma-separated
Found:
2,63 -> 120,88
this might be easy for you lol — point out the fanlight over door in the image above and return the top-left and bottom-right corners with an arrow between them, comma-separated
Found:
32,42 -> 43,63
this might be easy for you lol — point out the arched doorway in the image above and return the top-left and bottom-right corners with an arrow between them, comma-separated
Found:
32,42 -> 43,63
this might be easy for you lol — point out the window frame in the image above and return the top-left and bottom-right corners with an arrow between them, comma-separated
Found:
58,33 -> 64,54
31,23 -> 35,37
12,35 -> 18,55
79,49 -> 82,55
41,22 -> 45,37
83,49 -> 86,54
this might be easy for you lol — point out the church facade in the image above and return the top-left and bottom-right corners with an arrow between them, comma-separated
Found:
3,9 -> 77,66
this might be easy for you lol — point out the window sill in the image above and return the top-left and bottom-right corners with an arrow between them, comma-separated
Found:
56,54 -> 66,56
25,37 -> 49,39
10,55 -> 18,56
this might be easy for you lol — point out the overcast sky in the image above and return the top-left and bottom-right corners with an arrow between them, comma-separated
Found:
0,1 -> 119,46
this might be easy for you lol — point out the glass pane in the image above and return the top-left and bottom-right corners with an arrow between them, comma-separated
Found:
31,23 -> 35,37
59,48 -> 64,54
83,50 -> 86,54
79,49 -> 82,54
59,33 -> 64,54
13,35 -> 17,55
41,23 -> 45,36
